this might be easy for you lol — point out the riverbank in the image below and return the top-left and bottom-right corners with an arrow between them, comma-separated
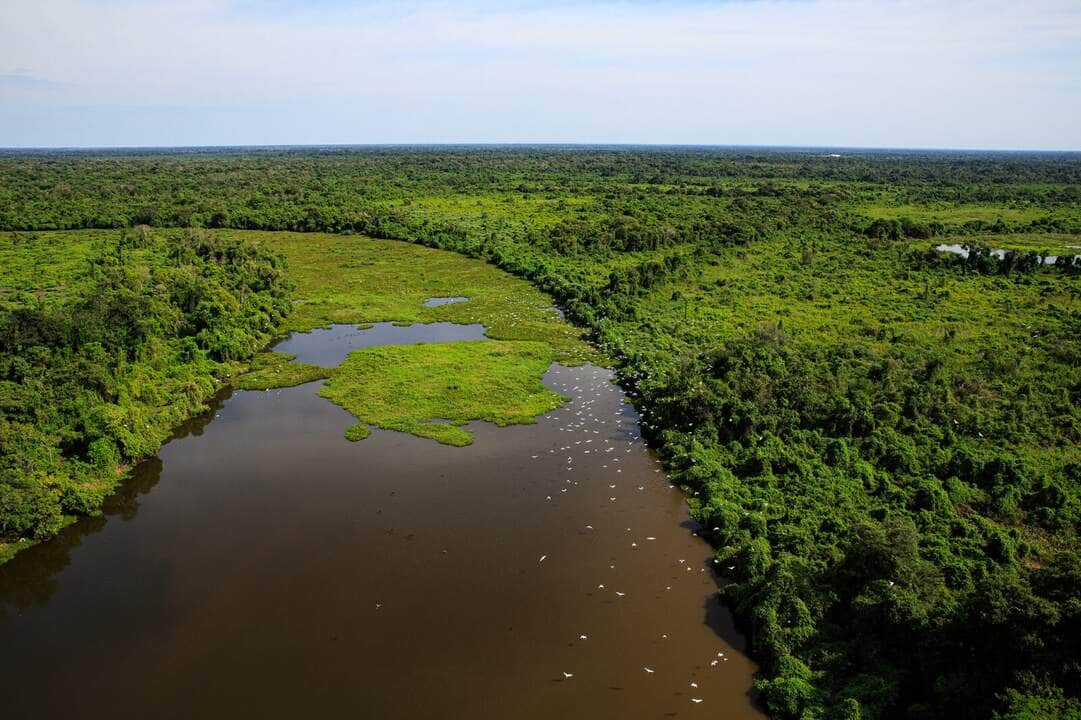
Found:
0,229 -> 601,562
0,291 -> 765,720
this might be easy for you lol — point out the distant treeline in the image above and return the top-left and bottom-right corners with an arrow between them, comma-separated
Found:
1,148 -> 1079,235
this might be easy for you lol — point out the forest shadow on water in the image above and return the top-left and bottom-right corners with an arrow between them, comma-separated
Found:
0,390 -> 228,623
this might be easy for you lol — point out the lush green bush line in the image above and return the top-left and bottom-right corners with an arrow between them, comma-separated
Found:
0,229 -> 291,561
863,215 -> 1079,241
1,148 -> 1078,719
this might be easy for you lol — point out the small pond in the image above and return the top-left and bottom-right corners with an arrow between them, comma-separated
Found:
423,296 -> 469,307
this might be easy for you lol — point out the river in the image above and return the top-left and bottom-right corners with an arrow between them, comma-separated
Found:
0,322 -> 763,719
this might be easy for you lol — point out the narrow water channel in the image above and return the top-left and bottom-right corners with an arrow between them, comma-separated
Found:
0,323 -> 763,720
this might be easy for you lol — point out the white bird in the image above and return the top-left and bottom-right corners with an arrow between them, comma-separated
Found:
644,667 -> 654,673
691,698 -> 703,704
579,635 -> 587,640
563,672 -> 574,679
690,682 -> 698,688
539,555 -> 547,563
615,591 -> 626,597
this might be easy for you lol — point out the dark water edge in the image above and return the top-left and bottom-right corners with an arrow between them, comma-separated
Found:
274,321 -> 490,367
0,325 -> 763,720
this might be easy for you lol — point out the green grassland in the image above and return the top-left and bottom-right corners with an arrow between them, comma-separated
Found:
231,230 -> 597,365
639,234 -> 1079,360
320,340 -> 565,446
853,201 -> 1081,237
857,203 -> 1049,224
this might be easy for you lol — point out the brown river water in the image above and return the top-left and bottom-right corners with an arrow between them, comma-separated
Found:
0,323 -> 763,720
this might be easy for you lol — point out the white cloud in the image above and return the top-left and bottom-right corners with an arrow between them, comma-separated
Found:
0,0 -> 1079,147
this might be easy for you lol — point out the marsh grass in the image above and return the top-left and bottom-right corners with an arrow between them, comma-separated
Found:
231,352 -> 331,391
225,232 -> 592,444
319,340 -> 567,446
231,230 -> 598,365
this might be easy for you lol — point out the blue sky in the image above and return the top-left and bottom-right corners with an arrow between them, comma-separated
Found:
1,0 -> 1079,149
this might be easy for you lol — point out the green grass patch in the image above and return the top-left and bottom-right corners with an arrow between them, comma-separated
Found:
231,351 -> 331,391
319,340 -> 567,446
230,230 -> 597,365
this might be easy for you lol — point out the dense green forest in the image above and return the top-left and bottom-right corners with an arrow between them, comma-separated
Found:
1,147 -> 1079,720
0,227 -> 291,561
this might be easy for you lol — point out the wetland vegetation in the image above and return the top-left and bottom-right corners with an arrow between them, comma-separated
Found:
0,147 -> 1079,719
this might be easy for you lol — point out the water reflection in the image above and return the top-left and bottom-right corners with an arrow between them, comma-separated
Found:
0,391 -> 225,621
274,321 -> 489,367
423,296 -> 469,307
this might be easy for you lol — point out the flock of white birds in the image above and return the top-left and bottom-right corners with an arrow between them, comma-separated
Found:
537,364 -> 731,708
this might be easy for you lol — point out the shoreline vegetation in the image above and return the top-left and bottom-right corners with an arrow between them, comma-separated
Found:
0,226 -> 596,563
1,147 -> 1078,720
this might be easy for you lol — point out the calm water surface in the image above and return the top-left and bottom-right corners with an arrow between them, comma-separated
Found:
935,243 -> 1079,264
275,322 -> 489,367
422,296 -> 469,308
0,323 -> 763,719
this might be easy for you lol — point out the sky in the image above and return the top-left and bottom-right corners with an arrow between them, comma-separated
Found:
1,0 -> 1080,150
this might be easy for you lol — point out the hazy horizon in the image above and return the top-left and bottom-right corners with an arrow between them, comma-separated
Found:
2,0 -> 1080,151
3,142 -> 1081,155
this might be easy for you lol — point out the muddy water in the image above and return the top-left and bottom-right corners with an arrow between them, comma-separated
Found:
0,324 -> 762,720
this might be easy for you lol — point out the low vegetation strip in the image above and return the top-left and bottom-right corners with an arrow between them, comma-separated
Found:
243,231 -> 598,365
